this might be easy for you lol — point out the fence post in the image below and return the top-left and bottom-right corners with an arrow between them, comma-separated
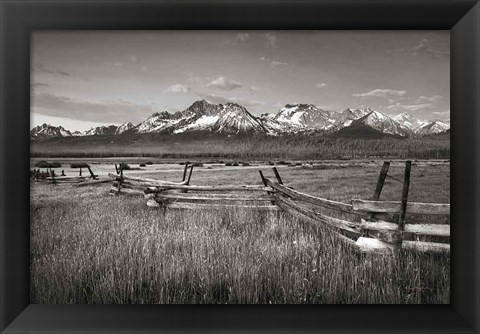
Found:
272,167 -> 284,185
395,160 -> 412,251
259,170 -> 276,205
117,164 -> 124,194
369,161 -> 390,219
182,163 -> 189,182
372,162 -> 390,201
87,165 -> 97,179
186,165 -> 194,185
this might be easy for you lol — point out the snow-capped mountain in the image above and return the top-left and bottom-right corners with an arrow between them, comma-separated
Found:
270,104 -> 341,133
211,102 -> 265,134
83,125 -> 118,136
354,110 -> 410,137
30,123 -> 72,140
30,100 -> 451,140
417,120 -> 450,135
115,122 -> 134,135
134,111 -> 180,133
135,100 -> 265,135
392,112 -> 429,133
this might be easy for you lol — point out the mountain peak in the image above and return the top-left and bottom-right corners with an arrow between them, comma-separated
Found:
187,99 -> 213,112
151,111 -> 171,119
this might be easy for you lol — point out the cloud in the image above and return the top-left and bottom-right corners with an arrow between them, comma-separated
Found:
141,66 -> 147,72
31,82 -> 50,89
432,110 -> 450,116
31,93 -> 157,124
260,57 -> 288,68
34,63 -> 70,77
234,33 -> 250,44
206,76 -> 242,90
315,83 -> 327,89
163,84 -> 189,94
265,32 -> 278,48
387,102 -> 433,112
416,95 -> 443,103
130,55 -> 139,63
200,94 -> 264,109
114,62 -> 123,67
202,94 -> 230,105
353,89 -> 406,98
388,39 -> 450,58
250,86 -> 260,92
232,98 -> 265,108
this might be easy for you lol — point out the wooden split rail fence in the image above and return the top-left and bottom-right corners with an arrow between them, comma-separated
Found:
109,160 -> 450,255
31,164 -> 105,185
109,162 -> 195,196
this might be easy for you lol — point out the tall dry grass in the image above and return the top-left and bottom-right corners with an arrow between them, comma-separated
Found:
30,185 -> 449,304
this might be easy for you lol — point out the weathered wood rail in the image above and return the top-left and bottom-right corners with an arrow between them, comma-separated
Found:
108,160 -> 450,256
261,163 -> 450,255
108,162 -> 194,195
31,164 -> 100,185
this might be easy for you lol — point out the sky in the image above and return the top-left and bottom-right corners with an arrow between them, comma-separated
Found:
31,31 -> 450,131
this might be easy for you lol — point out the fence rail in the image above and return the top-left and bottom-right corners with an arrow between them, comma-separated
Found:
40,160 -> 448,256
352,199 -> 450,215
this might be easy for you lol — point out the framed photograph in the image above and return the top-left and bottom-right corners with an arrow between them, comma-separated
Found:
1,0 -> 479,333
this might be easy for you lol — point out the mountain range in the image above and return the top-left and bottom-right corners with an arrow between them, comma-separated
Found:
30,100 -> 450,140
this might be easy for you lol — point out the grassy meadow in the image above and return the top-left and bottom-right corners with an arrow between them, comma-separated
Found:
30,160 -> 450,304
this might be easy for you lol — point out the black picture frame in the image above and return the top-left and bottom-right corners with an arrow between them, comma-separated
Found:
1,0 -> 479,333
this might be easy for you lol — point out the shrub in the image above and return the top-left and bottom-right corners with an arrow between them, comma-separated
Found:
242,162 -> 250,166
119,162 -> 131,170
35,161 -> 61,168
192,162 -> 204,167
232,162 -> 239,166
225,162 -> 232,167
139,163 -> 146,167
145,161 -> 153,165
70,162 -> 89,168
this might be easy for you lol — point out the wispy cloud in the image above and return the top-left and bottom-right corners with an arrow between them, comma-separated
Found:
387,102 -> 433,112
206,76 -> 242,90
225,33 -> 251,46
200,93 -> 264,109
265,32 -> 278,48
353,89 -> 406,98
233,33 -> 250,44
130,55 -> 139,63
260,57 -> 288,68
388,39 -> 450,58
163,84 -> 189,94
315,83 -> 327,89
416,95 -> 443,103
31,82 -> 50,89
250,86 -> 260,92
34,63 -> 70,77
31,93 -> 157,123
432,110 -> 450,116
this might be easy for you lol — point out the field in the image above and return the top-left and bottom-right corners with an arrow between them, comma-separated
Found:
30,159 -> 450,304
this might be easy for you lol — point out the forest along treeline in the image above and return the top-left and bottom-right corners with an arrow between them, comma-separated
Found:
30,134 -> 450,159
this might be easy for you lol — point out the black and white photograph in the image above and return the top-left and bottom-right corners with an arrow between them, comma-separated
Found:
30,30 -> 450,304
